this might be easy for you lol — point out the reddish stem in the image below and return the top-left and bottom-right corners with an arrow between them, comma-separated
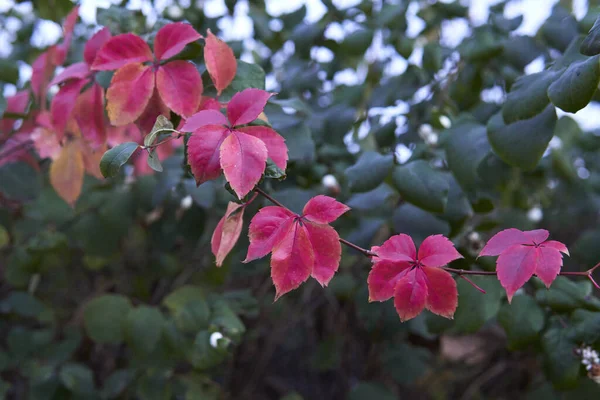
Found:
459,275 -> 486,294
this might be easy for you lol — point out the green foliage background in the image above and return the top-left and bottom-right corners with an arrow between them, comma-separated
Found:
3,0 -> 600,398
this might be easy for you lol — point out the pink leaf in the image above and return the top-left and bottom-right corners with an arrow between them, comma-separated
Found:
496,244 -> 537,302
187,125 -> 229,185
31,49 -> 57,107
422,266 -> 458,319
418,234 -> 463,268
305,222 -> 341,287
245,206 -> 294,262
237,126 -> 288,170
523,229 -> 549,244
204,29 -> 237,95
543,240 -> 569,255
84,27 -> 112,66
479,228 -> 530,257
181,110 -> 228,131
0,91 -> 29,135
50,78 -> 87,138
156,61 -> 202,117
0,133 -> 32,168
135,88 -> 170,136
271,222 -> 314,300
55,5 -> 79,64
31,126 -> 61,160
394,268 -> 428,322
211,202 -> 245,267
106,63 -> 155,126
74,83 -> 105,146
91,33 -> 153,71
367,259 -> 411,302
49,62 -> 89,86
154,22 -> 202,61
226,88 -> 274,126
534,247 -> 564,288
371,234 -> 416,263
220,130 -> 268,199
302,195 -> 350,224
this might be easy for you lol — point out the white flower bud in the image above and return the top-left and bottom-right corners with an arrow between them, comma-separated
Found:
180,195 -> 193,210
210,332 -> 224,348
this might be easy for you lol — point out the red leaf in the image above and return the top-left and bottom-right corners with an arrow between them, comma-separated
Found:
0,133 -> 32,168
156,61 -> 202,117
394,268 -> 428,322
479,228 -> 529,256
418,234 -> 463,267
211,202 -> 245,267
91,33 -> 153,71
302,195 -> 350,224
237,125 -> 288,170
227,88 -> 273,126
422,266 -> 458,319
0,91 -> 29,135
84,27 -> 111,66
50,78 -> 87,137
245,206 -> 295,262
135,88 -> 170,136
367,259 -> 411,302
154,22 -> 202,61
543,240 -> 570,255
496,244 -> 537,302
106,63 -> 155,126
187,125 -> 229,184
50,140 -> 84,206
55,5 -> 79,65
271,222 -> 314,300
304,222 -> 341,287
220,130 -> 268,199
74,83 -> 105,146
31,49 -> 57,107
49,62 -> 89,86
371,234 -> 416,263
534,246 -> 564,288
523,229 -> 549,244
204,29 -> 237,95
181,110 -> 228,131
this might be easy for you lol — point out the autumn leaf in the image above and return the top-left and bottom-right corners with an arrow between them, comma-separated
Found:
245,195 -> 350,299
204,29 -> 237,95
50,139 -> 84,206
211,202 -> 246,266
367,234 -> 463,322
106,63 -> 155,126
479,229 -> 569,302
185,88 -> 286,199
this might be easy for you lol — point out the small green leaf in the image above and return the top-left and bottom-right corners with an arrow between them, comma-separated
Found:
264,159 -> 286,180
218,61 -> 266,102
349,382 -> 396,400
100,142 -> 139,178
83,295 -> 132,344
59,363 -> 95,395
189,331 -> 227,369
581,15 -> 600,56
487,105 -> 557,170
0,60 -> 19,84
502,70 -> 560,124
392,160 -> 449,213
102,369 -> 134,399
144,115 -> 174,147
548,55 -> 600,113
535,277 -> 600,312
542,320 -> 581,389
498,295 -> 545,350
147,150 -> 163,172
125,306 -> 165,354
345,151 -> 394,193
446,276 -> 503,334
211,300 -> 245,339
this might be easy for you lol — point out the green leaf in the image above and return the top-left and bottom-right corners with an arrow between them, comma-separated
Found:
219,61 -> 265,102
163,286 -> 210,333
189,331 -> 228,369
99,142 -> 139,178
570,309 -> 600,343
59,363 -> 95,395
0,291 -> 46,319
392,160 -> 449,213
147,150 -> 163,172
83,295 -> 132,344
548,55 -> 600,113
211,300 -> 245,339
345,151 -> 394,193
163,285 -> 207,312
535,277 -> 600,312
277,122 -> 315,163
340,29 -> 374,56
581,15 -> 600,56
144,115 -> 174,147
541,5 -> 579,52
263,159 -> 286,180
542,321 -> 581,389
381,343 -> 431,385
502,70 -> 560,124
102,369 -> 134,399
32,0 -> 75,22
392,203 -> 450,244
348,382 -> 396,400
487,105 -> 557,170
0,59 -> 19,84
125,306 -> 165,354
448,276 -> 504,334
498,295 -> 545,350
443,121 -> 491,192
0,162 -> 41,201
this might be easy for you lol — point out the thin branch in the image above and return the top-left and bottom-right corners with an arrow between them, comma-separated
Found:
143,132 -> 183,150
459,275 -> 486,294
254,187 -> 377,257
442,267 -> 497,276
